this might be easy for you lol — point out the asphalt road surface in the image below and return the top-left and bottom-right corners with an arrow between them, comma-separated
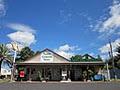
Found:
0,82 -> 120,90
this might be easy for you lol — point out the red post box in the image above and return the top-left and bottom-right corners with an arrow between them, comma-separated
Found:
20,71 -> 25,77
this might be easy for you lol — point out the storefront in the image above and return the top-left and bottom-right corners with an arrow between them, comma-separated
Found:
16,49 -> 104,81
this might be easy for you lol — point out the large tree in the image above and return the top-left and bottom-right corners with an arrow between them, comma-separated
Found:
114,45 -> 120,69
0,44 -> 13,76
16,46 -> 35,62
15,46 -> 35,74
106,45 -> 120,69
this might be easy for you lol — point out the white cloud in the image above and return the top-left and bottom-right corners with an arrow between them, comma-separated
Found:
7,31 -> 36,46
54,44 -> 81,59
89,53 -> 94,57
101,54 -> 109,61
0,0 -> 6,17
6,23 -> 36,46
55,51 -> 74,59
99,38 -> 120,55
60,10 -> 72,24
76,48 -> 81,51
94,0 -> 120,38
6,23 -> 35,33
55,44 -> 74,51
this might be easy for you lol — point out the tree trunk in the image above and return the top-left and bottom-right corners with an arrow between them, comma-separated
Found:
0,61 -> 2,78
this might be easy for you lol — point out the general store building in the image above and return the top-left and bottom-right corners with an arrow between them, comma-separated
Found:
16,49 -> 104,81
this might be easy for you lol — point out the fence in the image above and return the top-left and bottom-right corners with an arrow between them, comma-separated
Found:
110,69 -> 120,79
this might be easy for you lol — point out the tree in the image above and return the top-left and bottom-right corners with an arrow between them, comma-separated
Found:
16,46 -> 35,76
35,51 -> 41,54
70,55 -> 82,62
98,55 -> 103,62
0,44 -> 13,76
114,45 -> 120,69
70,54 -> 103,62
106,45 -> 120,69
16,46 -> 35,62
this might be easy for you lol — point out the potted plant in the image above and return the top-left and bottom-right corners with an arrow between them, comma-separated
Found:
82,70 -> 87,82
87,69 -> 94,82
37,71 -> 41,81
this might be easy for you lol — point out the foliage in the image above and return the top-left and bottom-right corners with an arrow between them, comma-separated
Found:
35,51 -> 41,54
97,55 -> 103,62
37,71 -> 41,81
82,66 -> 94,80
0,44 -> 13,75
16,66 -> 24,72
106,45 -> 120,69
70,55 -> 82,62
70,54 -> 103,62
82,70 -> 87,79
88,69 -> 94,76
116,60 -> 120,69
16,46 -> 35,62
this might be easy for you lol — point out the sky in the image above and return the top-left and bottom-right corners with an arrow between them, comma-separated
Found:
0,0 -> 120,61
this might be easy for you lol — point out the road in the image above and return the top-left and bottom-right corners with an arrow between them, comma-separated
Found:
0,82 -> 120,90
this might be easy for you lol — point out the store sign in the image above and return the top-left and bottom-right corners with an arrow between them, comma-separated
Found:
41,51 -> 53,62
62,70 -> 67,76
20,71 -> 25,77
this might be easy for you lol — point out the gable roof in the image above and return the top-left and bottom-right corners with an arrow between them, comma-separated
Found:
20,48 -> 70,63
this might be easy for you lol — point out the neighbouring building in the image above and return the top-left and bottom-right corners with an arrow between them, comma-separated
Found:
1,68 -> 11,78
16,48 -> 104,81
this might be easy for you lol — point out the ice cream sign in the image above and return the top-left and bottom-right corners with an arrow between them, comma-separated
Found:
41,51 -> 53,62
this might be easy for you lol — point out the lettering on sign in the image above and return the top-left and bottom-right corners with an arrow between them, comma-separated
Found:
40,51 -> 53,62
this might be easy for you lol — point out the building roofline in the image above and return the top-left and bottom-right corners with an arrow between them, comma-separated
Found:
16,61 -> 105,66
20,48 -> 70,62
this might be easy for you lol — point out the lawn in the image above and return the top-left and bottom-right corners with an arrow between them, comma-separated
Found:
0,79 -> 10,83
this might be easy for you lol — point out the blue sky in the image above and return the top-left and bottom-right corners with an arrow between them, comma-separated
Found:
0,0 -> 120,61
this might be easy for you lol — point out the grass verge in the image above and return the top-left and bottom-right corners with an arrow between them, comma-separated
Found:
0,79 -> 10,83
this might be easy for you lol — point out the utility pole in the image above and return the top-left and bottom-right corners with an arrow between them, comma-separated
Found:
106,55 -> 110,81
109,39 -> 117,80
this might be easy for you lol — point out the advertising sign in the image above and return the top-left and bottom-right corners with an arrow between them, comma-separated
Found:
20,71 -> 25,77
62,70 -> 67,76
41,51 -> 53,62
